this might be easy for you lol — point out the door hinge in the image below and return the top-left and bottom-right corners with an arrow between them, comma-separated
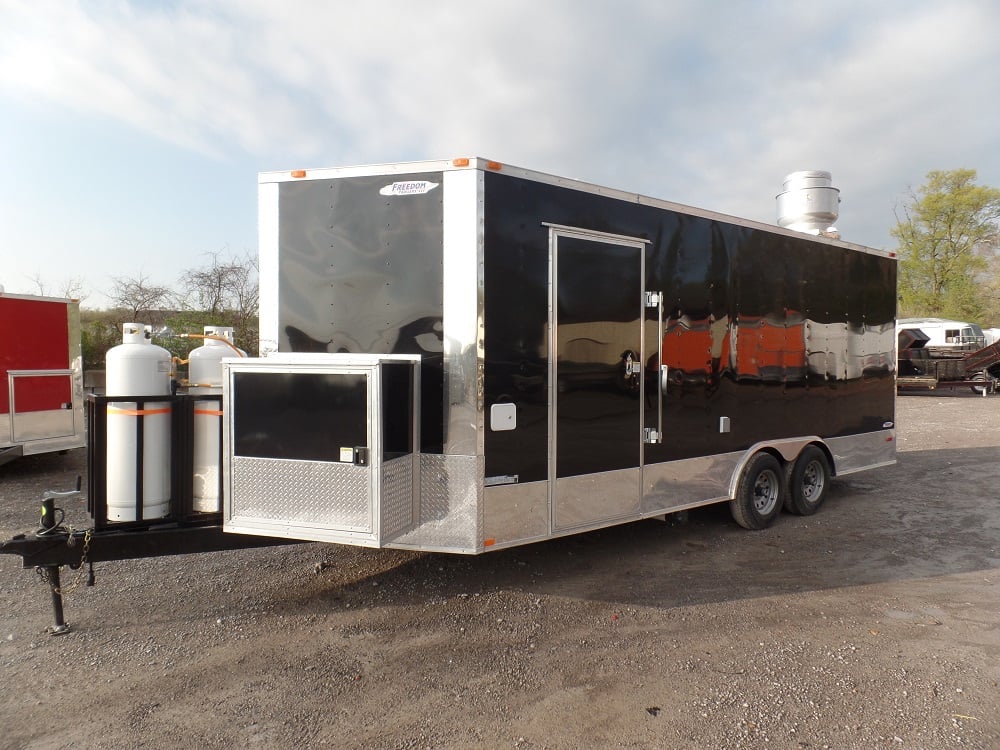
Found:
644,291 -> 661,308
643,427 -> 661,444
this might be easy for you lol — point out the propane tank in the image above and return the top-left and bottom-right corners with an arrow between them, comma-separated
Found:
188,326 -> 243,512
105,323 -> 172,522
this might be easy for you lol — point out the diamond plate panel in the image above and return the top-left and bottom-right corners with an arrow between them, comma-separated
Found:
391,454 -> 483,551
380,455 -> 414,539
230,456 -> 372,531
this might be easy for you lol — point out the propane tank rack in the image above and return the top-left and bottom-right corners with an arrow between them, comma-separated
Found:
86,392 -> 224,530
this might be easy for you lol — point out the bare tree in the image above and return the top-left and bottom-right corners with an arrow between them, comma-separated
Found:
28,272 -> 48,296
60,276 -> 89,303
178,250 -> 259,351
109,273 -> 175,324
180,250 -> 258,314
26,273 -> 89,303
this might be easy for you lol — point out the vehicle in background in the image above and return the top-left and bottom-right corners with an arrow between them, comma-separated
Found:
897,317 -> 1000,395
0,291 -> 85,466
896,317 -> 986,352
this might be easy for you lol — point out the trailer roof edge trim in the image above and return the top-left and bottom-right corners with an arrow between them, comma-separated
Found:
0,291 -> 78,304
258,157 -> 895,260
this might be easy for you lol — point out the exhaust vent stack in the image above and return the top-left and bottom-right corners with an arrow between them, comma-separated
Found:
776,170 -> 840,238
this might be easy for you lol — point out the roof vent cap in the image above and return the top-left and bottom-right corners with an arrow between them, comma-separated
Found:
776,170 -> 840,238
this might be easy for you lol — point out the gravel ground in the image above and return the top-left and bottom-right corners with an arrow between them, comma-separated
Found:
1,392 -> 998,749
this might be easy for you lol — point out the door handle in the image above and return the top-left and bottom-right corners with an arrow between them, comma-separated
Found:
644,291 -> 664,444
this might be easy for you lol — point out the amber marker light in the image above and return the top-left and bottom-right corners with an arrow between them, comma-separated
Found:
486,161 -> 502,171
290,170 -> 307,178
483,537 -> 496,547
452,158 -> 470,167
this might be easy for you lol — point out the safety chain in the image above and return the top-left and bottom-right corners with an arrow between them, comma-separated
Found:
35,529 -> 93,596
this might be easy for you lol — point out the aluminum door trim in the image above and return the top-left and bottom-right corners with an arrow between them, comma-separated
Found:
545,225 -> 648,533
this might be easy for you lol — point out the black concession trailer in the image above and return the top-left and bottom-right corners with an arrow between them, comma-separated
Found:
227,157 -> 896,550
3,158 -> 897,630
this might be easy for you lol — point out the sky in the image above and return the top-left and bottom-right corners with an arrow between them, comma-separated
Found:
1,0 -> 998,308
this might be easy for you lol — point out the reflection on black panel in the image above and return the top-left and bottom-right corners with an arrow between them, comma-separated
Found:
277,174 -> 444,454
381,363 -> 414,460
556,238 -> 642,477
481,170 -> 896,478
233,372 -> 367,462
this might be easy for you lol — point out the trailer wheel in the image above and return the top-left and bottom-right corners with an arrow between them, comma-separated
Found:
730,453 -> 784,530
970,372 -> 989,396
784,445 -> 831,515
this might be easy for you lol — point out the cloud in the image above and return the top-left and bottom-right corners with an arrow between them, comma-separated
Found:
1,0 -> 998,253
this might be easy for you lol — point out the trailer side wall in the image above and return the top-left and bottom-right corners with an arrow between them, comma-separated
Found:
481,171 -> 896,482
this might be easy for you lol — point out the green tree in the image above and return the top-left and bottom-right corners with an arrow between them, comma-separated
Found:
80,309 -> 123,371
893,169 -> 1000,321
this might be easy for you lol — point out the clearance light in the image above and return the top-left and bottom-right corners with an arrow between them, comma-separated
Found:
483,537 -> 496,547
290,170 -> 307,178
486,161 -> 502,171
452,158 -> 470,167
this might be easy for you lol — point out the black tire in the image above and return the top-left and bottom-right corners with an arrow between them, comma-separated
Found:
729,452 -> 784,530
970,372 -> 988,395
784,445 -> 831,515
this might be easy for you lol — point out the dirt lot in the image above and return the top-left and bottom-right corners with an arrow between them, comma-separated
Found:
1,393 -> 998,750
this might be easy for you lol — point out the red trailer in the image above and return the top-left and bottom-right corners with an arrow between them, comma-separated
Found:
0,292 -> 85,465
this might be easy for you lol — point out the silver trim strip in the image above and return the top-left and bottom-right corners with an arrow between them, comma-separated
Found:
257,182 -> 280,355
442,169 -> 483,457
546,225 -> 649,532
542,222 -> 650,248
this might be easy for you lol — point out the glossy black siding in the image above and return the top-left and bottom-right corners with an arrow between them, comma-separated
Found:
276,174 -> 445,453
483,171 -> 896,482
232,371 -> 367,462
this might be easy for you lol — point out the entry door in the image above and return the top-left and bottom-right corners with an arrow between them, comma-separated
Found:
9,370 -> 77,441
547,226 -> 648,530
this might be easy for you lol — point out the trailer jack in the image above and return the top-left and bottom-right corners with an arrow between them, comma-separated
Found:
23,490 -> 94,635
34,562 -> 91,635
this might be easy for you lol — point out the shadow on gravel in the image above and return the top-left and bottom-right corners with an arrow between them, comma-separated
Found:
3,446 -> 998,618
289,444 -> 1000,613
